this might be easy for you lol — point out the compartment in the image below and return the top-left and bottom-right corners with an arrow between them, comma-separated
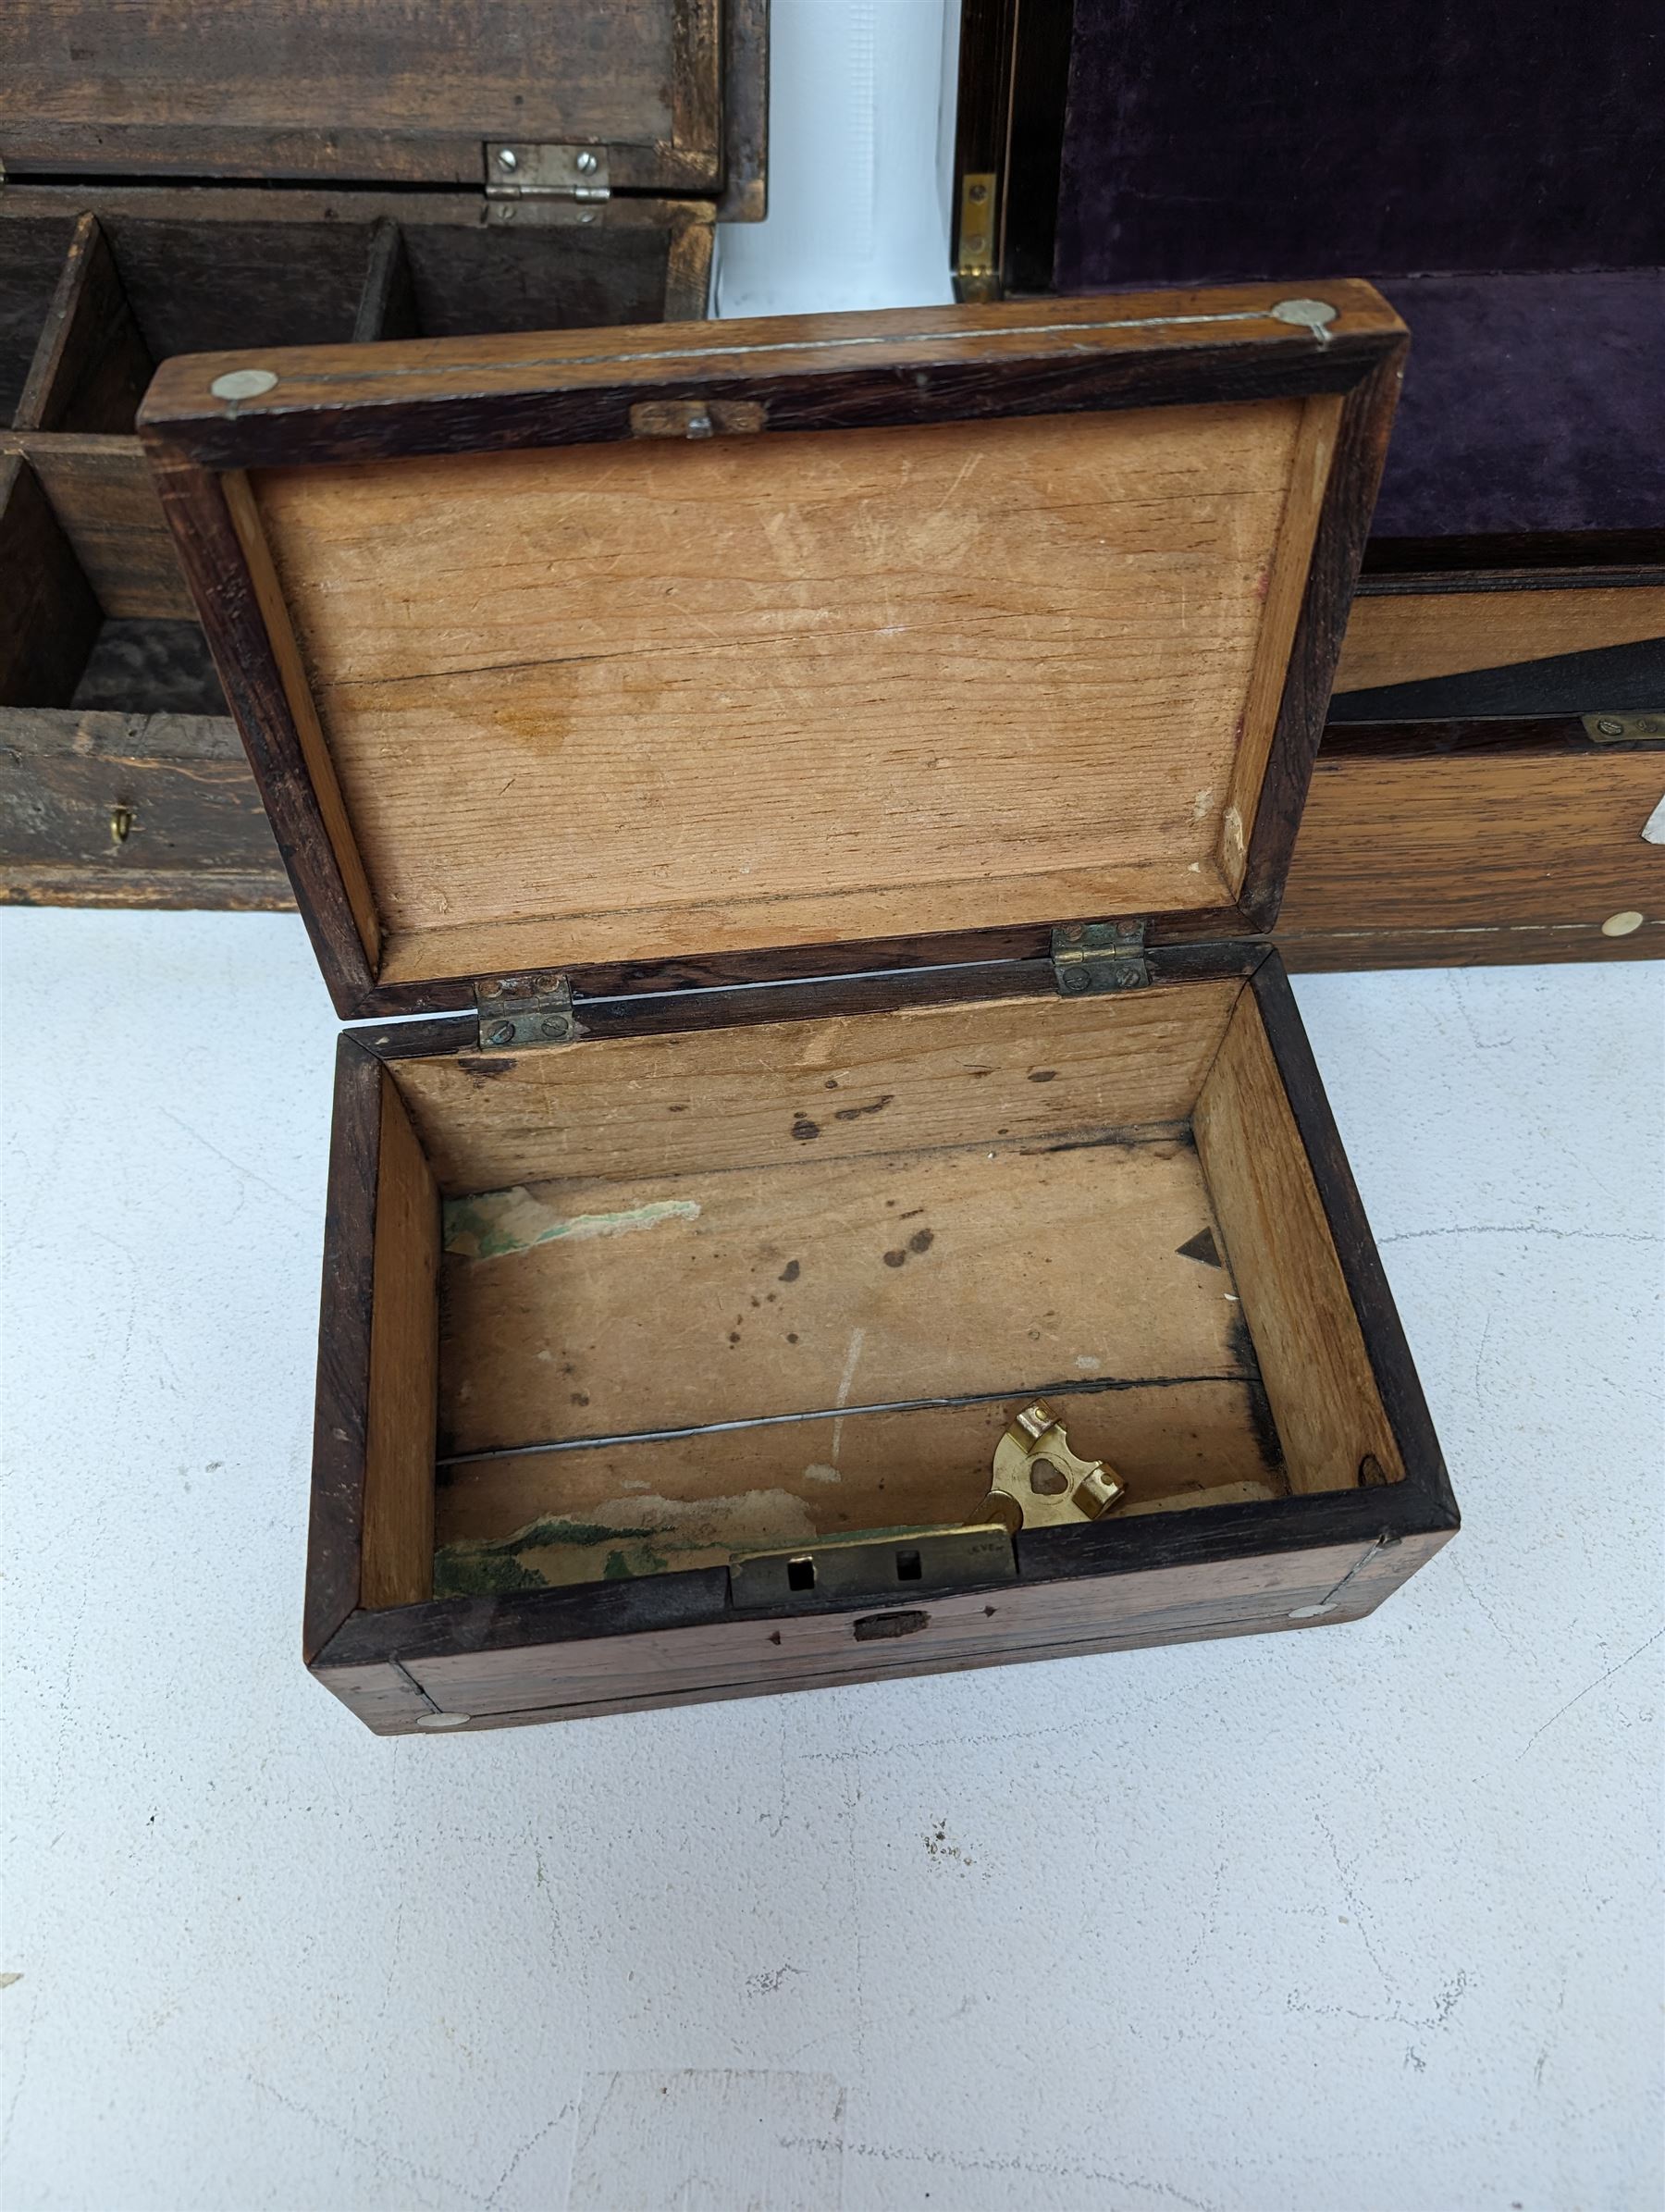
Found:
348,979 -> 1406,1607
0,456 -> 222,712
0,215 -> 80,425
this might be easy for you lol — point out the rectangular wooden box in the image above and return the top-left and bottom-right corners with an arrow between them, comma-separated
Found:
0,0 -> 766,896
137,286 -> 1460,1733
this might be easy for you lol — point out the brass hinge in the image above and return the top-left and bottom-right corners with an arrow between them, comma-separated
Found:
955,170 -> 1000,299
1051,920 -> 1151,995
475,972 -> 584,1049
485,143 -> 610,200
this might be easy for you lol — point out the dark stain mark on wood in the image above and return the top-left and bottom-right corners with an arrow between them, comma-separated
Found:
907,1229 -> 934,1254
791,1116 -> 820,1142
457,1057 -> 513,1080
854,1610 -> 930,1641
1028,1069 -> 1058,1082
778,1259 -> 800,1282
1177,1227 -> 1223,1267
832,1092 -> 894,1121
882,1249 -> 907,1268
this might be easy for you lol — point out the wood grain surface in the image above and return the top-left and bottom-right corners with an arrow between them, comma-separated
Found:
251,402 -> 1304,973
1193,982 -> 1404,1494
435,1134 -> 1250,1452
360,1076 -> 440,1610
1336,583 -> 1665,693
388,983 -> 1243,1191
0,0 -> 686,174
433,1386 -> 1285,1589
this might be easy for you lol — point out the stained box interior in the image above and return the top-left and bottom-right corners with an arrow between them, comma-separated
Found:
350,975 -> 1407,1607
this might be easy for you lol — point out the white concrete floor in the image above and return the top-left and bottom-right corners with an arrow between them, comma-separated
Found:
4,6 -> 1664,2205
2,920 -> 1660,2211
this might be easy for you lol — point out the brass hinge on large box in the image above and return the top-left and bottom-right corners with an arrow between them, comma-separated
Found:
1050,919 -> 1151,995
485,143 -> 611,201
955,170 -> 1000,300
475,973 -> 584,1048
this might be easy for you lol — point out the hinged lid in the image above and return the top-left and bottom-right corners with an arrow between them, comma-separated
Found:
137,284 -> 1405,1019
0,0 -> 740,198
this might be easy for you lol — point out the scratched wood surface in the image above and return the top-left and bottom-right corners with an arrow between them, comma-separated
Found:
433,1388 -> 1286,1591
341,1533 -> 1448,1727
388,982 -> 1244,1192
250,400 -> 1312,977
436,1132 -> 1251,1451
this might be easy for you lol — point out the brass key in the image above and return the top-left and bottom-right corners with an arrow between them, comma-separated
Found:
973,1400 -> 1126,1533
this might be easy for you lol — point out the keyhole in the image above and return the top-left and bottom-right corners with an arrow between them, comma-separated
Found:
1030,1459 -> 1068,1497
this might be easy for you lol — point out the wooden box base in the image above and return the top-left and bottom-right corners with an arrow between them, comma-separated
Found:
307,954 -> 1457,1733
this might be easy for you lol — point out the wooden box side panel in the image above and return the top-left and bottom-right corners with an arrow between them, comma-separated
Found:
314,1527 -> 1452,1732
1192,970 -> 1402,1492
306,1044 -> 440,1657
386,981 -> 1244,1192
361,1074 -> 441,1610
1194,955 -> 1454,1512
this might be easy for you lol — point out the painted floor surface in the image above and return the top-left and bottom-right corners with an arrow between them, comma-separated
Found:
1,913 -> 1660,2212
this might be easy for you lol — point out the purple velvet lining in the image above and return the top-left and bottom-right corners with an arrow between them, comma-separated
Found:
1373,273 -> 1665,538
1050,0 -> 1665,536
1054,0 -> 1665,289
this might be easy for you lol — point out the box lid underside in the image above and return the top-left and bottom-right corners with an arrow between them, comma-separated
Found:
140,288 -> 1401,1000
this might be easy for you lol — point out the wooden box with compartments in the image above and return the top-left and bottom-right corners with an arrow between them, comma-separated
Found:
0,0 -> 765,904
949,0 -> 1665,967
136,284 -> 1458,1734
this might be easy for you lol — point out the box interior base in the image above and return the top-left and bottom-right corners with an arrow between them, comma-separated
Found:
361,976 -> 1407,1608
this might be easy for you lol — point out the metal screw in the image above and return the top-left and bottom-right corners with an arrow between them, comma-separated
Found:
539,1015 -> 573,1040
487,1020 -> 516,1045
575,149 -> 598,174
481,980 -> 504,999
1061,968 -> 1091,994
498,147 -> 518,170
1061,923 -> 1084,943
685,409 -> 714,438
968,181 -> 988,203
1596,717 -> 1625,737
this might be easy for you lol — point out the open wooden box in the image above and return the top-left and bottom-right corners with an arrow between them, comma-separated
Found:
138,286 -> 1458,1733
0,0 -> 765,902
